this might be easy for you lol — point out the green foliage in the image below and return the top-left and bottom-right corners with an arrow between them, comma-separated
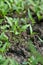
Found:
27,40 -> 43,65
12,0 -> 25,13
37,36 -> 43,43
28,0 -> 43,20
28,9 -> 35,24
0,42 -> 10,53
0,0 -> 43,65
0,0 -> 9,16
28,56 -> 38,65
22,56 -> 38,65
23,40 -> 43,65
5,16 -> 33,35
0,32 -> 8,41
0,0 -> 25,16
9,58 -> 19,65
0,55 -> 20,65
0,32 -> 10,53
0,0 -> 43,22
0,19 -> 3,24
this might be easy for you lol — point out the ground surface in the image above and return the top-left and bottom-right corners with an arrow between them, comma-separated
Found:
0,0 -> 43,65
0,15 -> 43,65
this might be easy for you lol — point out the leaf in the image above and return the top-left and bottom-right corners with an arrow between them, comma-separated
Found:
5,16 -> 13,26
0,32 -> 8,41
5,0 -> 11,9
0,55 -> 5,64
28,9 -> 35,24
1,25 -> 9,30
21,25 -> 29,31
0,42 -> 10,53
2,59 -> 9,65
9,58 -> 19,65
28,56 -> 38,65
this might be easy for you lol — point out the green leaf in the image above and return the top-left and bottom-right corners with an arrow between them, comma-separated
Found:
9,58 -> 19,65
0,42 -> 10,53
0,32 -> 8,41
28,9 -> 35,24
28,56 -> 38,65
5,16 -> 13,26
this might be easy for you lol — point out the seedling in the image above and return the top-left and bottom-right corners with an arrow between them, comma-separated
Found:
5,16 -> 33,35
